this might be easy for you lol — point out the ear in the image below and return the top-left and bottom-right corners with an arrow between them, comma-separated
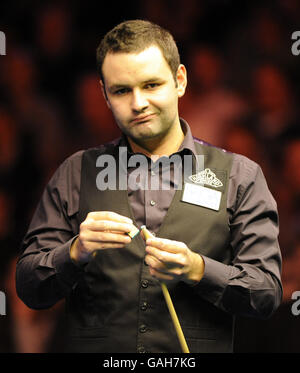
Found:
176,64 -> 187,98
99,79 -> 111,109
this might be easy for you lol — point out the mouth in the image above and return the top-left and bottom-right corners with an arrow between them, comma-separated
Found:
130,113 -> 156,125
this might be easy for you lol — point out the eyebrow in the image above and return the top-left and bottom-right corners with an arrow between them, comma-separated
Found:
108,84 -> 130,92
108,78 -> 166,92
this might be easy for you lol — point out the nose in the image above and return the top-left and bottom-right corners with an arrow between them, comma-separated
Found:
131,89 -> 149,113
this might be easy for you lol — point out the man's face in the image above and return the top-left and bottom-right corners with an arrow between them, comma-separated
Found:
101,45 -> 186,145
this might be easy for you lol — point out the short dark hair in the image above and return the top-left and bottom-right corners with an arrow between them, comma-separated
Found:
96,19 -> 180,83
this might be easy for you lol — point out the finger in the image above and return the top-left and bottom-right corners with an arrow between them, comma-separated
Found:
145,253 -> 163,269
149,266 -> 175,281
146,237 -> 187,254
81,231 -> 131,244
87,211 -> 133,224
148,261 -> 184,279
83,220 -> 134,234
145,253 -> 184,274
145,246 -> 185,267
82,241 -> 128,252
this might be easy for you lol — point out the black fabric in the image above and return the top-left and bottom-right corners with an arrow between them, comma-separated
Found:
65,140 -> 234,353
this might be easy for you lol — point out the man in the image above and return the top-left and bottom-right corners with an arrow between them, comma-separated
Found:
16,20 -> 282,353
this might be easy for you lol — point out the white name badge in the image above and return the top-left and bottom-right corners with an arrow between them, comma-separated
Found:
181,182 -> 222,211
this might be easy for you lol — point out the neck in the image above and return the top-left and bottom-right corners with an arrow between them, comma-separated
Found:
127,119 -> 184,159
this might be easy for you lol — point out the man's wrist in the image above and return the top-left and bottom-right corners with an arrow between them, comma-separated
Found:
185,253 -> 205,286
70,237 -> 87,267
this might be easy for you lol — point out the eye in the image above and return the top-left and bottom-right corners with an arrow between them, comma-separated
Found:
144,83 -> 160,89
113,88 -> 130,95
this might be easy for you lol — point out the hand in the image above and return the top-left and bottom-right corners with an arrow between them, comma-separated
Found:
70,211 -> 135,265
144,237 -> 205,285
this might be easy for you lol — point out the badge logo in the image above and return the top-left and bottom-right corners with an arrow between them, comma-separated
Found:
188,168 -> 223,188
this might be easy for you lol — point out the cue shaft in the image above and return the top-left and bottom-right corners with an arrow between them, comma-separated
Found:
141,225 -> 190,353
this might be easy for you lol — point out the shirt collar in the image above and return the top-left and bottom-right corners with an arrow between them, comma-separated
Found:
118,118 -> 197,158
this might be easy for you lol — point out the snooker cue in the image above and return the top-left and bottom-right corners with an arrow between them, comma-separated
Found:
140,225 -> 190,354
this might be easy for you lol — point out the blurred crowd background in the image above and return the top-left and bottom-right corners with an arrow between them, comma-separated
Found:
0,0 -> 300,353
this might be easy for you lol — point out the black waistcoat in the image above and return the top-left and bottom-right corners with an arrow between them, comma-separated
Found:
67,140 -> 234,353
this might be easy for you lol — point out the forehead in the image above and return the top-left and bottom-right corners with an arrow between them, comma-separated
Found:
102,45 -> 173,86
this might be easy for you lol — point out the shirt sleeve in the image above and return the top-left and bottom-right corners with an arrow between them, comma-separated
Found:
16,151 -> 84,309
194,154 -> 283,319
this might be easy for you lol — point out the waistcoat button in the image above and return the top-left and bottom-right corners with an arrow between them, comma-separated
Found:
141,280 -> 149,288
141,301 -> 148,311
137,346 -> 146,353
139,324 -> 147,333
